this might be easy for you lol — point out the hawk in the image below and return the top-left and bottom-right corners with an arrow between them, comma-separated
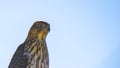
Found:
8,21 -> 50,68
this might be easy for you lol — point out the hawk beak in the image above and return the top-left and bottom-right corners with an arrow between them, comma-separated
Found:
47,27 -> 50,32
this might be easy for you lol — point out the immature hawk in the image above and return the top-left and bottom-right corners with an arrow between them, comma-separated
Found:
9,21 -> 50,68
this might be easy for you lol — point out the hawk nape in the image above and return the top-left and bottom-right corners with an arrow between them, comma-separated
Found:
9,21 -> 50,68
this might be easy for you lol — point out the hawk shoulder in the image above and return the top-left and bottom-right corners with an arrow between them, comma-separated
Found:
8,43 -> 28,68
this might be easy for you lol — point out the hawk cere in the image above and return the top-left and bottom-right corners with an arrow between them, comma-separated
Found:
9,21 -> 50,68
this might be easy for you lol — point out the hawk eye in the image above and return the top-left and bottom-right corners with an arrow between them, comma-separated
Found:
38,24 -> 43,28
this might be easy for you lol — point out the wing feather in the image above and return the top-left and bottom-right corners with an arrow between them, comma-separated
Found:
8,43 -> 28,68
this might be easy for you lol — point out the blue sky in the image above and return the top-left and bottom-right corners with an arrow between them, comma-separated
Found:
0,0 -> 120,68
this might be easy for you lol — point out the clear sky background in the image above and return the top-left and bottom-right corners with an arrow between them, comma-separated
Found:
0,0 -> 120,68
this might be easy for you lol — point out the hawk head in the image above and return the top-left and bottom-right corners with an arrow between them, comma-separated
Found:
27,21 -> 50,41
